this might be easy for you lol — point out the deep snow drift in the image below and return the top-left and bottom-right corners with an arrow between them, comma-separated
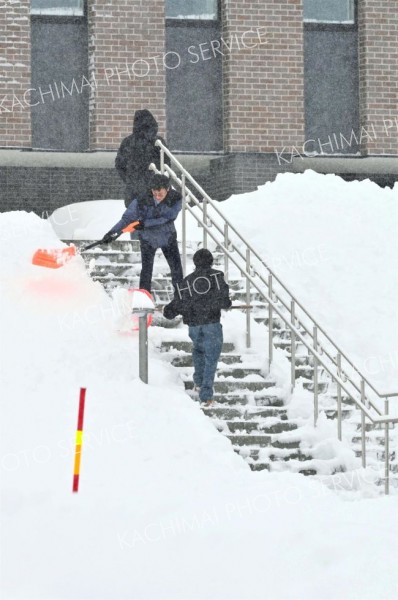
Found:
1,174 -> 398,600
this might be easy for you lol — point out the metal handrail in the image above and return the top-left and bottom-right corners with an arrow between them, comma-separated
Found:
176,186 -> 396,424
183,204 -> 398,426
162,163 -> 388,415
151,142 -> 397,494
153,169 -> 390,426
155,140 -> 397,398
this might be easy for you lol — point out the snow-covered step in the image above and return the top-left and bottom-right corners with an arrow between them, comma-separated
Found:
171,353 -> 242,367
222,420 -> 297,435
161,340 -> 235,353
92,264 -> 141,276
324,408 -> 356,420
353,448 -> 397,464
202,405 -> 288,420
209,394 -> 251,406
269,448 -> 313,462
319,393 -> 361,407
214,394 -> 284,407
293,365 -> 316,379
302,381 -> 329,393
250,463 -> 271,472
253,315 -> 286,328
287,354 -> 314,366
351,435 -> 388,446
228,290 -> 273,302
182,366 -> 265,379
273,339 -> 305,351
241,406 -> 289,419
184,379 -> 277,393
227,434 -> 272,447
159,338 -> 317,473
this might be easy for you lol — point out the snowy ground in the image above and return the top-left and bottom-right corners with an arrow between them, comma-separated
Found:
1,172 -> 398,600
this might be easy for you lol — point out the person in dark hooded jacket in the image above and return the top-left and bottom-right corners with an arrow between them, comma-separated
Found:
163,249 -> 231,406
115,109 -> 170,207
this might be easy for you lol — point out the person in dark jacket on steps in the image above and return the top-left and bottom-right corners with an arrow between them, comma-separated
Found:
163,249 -> 232,406
115,109 -> 170,208
102,174 -> 183,294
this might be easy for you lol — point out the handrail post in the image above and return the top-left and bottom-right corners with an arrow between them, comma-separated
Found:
290,300 -> 296,393
160,146 -> 164,174
132,308 -> 154,384
337,352 -> 342,441
361,379 -> 366,468
139,315 -> 148,383
385,397 -> 390,495
181,173 -> 187,276
246,248 -> 251,348
268,274 -> 273,370
224,223 -> 229,283
203,198 -> 208,249
313,326 -> 318,427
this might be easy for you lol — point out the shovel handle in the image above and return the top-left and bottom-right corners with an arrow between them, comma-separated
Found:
81,240 -> 105,251
229,305 -> 253,310
81,221 -> 141,252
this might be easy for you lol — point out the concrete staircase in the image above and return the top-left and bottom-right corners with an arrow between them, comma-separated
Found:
159,339 -> 315,474
67,238 -> 397,490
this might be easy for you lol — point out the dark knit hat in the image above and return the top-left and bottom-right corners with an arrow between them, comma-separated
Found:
193,248 -> 214,268
150,174 -> 170,190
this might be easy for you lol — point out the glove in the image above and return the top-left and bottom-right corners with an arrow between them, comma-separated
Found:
102,231 -> 119,244
134,221 -> 144,231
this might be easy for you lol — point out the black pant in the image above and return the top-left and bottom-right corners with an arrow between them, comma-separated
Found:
139,234 -> 183,293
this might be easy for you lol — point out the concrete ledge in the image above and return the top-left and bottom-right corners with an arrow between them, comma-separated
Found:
0,150 -> 117,169
0,149 -> 217,171
291,156 -> 398,175
208,153 -> 398,200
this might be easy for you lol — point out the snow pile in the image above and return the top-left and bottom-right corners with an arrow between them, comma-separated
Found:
1,211 -> 398,599
213,171 -> 398,394
50,200 -> 125,241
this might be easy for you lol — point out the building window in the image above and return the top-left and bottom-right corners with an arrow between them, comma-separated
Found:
30,0 -> 84,16
165,0 -> 218,20
303,0 -> 355,24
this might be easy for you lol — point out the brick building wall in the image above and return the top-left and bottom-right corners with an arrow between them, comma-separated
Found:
0,0 -> 31,148
359,0 -> 398,155
88,0 -> 167,150
221,0 -> 304,153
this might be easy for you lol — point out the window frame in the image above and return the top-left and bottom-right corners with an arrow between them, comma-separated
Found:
165,0 -> 220,25
303,0 -> 356,26
30,0 -> 85,18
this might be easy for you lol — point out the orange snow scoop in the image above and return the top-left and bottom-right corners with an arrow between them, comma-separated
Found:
32,221 -> 140,269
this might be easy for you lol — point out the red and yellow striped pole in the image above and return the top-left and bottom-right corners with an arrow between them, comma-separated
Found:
72,387 -> 86,493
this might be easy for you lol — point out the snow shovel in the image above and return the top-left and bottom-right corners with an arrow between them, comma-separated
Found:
32,221 -> 140,269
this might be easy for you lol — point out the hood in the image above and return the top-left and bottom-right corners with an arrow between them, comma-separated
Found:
132,109 -> 158,140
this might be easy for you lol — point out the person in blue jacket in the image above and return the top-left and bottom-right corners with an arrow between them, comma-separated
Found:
102,174 -> 183,293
